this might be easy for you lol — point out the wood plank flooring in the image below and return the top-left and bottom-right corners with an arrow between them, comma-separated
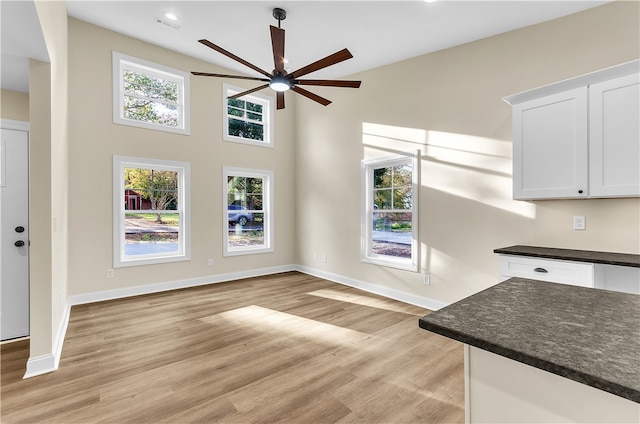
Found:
1,271 -> 464,423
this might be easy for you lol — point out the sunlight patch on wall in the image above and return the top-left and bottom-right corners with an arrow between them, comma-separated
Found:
425,130 -> 511,174
362,122 -> 426,158
423,130 -> 535,219
362,123 -> 535,218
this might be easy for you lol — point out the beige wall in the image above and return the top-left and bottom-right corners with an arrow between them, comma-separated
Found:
66,19 -> 297,296
295,1 -> 640,305
1,90 -> 29,121
22,1 -> 640,362
30,0 -> 69,359
29,58 -> 53,357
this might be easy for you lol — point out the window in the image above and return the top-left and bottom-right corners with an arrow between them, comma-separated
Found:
362,154 -> 419,271
223,83 -> 274,147
113,156 -> 190,267
113,52 -> 190,134
223,167 -> 273,256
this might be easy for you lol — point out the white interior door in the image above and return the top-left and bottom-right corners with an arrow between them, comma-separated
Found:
1,127 -> 30,341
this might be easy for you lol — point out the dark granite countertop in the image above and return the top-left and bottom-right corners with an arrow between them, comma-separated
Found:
419,278 -> 640,403
494,245 -> 640,268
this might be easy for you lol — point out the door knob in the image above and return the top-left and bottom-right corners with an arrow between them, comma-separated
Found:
15,226 -> 25,233
15,240 -> 25,247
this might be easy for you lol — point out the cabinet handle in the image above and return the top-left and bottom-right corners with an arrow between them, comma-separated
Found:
534,267 -> 548,273
578,190 -> 583,194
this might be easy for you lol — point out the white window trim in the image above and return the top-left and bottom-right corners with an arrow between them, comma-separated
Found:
223,166 -> 274,256
113,156 -> 191,268
112,51 -> 190,135
222,83 -> 274,148
361,152 -> 419,272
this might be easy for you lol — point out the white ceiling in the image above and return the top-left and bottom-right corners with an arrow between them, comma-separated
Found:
2,0 -> 611,93
1,0 -> 49,92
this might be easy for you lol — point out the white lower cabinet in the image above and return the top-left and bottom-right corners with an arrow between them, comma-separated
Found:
465,346 -> 640,423
499,255 -> 639,294
499,255 -> 594,288
594,264 -> 640,295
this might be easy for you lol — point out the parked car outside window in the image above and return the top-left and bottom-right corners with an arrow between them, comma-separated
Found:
228,204 -> 253,226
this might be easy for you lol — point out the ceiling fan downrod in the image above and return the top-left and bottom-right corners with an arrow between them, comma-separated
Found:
272,8 -> 286,28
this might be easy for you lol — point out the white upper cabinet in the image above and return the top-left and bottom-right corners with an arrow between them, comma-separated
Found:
505,60 -> 640,200
512,88 -> 589,199
589,73 -> 640,197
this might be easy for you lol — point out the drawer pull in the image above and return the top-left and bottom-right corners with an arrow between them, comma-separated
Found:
534,267 -> 548,273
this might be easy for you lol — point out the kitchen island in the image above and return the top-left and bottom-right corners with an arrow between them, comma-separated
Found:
419,277 -> 640,423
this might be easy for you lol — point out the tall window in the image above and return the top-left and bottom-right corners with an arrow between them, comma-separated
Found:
223,167 -> 273,256
362,154 -> 418,271
113,52 -> 190,135
113,156 -> 190,267
223,84 -> 274,147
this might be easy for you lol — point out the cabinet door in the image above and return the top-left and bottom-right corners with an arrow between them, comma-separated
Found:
512,88 -> 588,200
589,73 -> 640,197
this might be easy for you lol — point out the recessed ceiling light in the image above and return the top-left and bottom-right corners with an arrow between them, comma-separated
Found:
155,16 -> 181,30
164,12 -> 178,21
424,0 -> 438,3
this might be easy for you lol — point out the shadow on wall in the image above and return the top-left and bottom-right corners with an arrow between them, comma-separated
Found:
362,121 -> 538,295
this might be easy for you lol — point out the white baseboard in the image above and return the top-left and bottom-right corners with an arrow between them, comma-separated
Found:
24,353 -> 56,378
53,301 -> 71,369
27,264 -> 448,378
295,265 -> 449,311
24,300 -> 71,378
67,264 -> 297,306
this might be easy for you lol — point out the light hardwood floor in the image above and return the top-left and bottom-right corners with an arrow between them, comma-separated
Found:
1,272 -> 464,423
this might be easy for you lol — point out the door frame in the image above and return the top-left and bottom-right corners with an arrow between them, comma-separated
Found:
1,118 -> 30,342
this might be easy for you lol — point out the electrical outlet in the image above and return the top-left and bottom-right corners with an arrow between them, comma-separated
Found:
106,269 -> 114,279
313,253 -> 318,261
207,259 -> 214,267
573,215 -> 586,230
322,254 -> 328,263
424,274 -> 431,285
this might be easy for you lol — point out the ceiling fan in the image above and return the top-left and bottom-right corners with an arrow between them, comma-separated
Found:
191,7 -> 361,110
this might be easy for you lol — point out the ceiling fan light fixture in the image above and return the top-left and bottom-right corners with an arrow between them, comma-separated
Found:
192,7 -> 360,109
269,76 -> 291,92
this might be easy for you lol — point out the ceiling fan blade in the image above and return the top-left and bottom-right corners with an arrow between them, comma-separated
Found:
291,86 -> 332,106
270,26 -> 286,74
198,39 -> 272,79
191,72 -> 270,82
294,79 -> 361,88
289,48 -> 354,79
228,84 -> 270,100
277,92 -> 285,110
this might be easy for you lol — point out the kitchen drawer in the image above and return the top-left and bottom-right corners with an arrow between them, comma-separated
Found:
499,255 -> 594,287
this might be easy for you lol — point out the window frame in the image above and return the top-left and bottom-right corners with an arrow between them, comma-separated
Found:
113,156 -> 191,268
112,51 -> 190,135
222,166 -> 274,256
361,152 -> 419,272
222,83 -> 274,148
